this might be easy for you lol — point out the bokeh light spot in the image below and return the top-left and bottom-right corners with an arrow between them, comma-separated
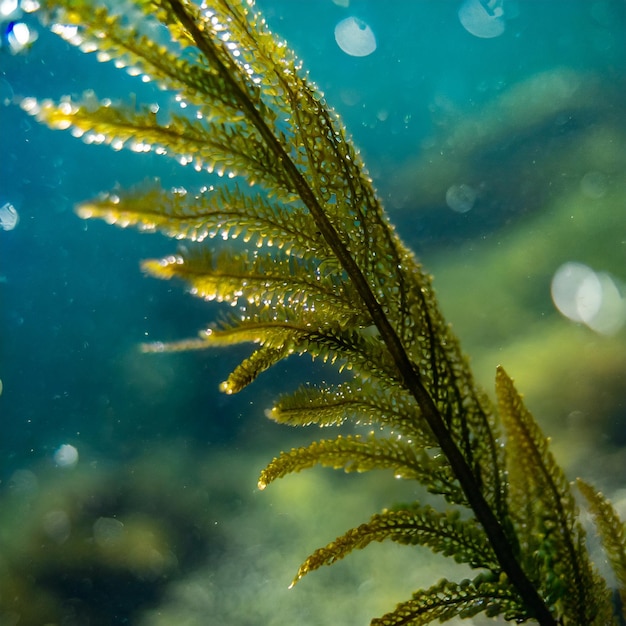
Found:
580,170 -> 608,199
54,443 -> 79,468
334,17 -> 377,57
0,202 -> 19,230
445,183 -> 477,213
458,0 -> 506,39
551,262 -> 625,335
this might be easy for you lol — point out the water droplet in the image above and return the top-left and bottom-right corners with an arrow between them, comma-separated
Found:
334,17 -> 377,57
0,0 -> 18,20
22,1 -> 41,14
4,20 -> 32,53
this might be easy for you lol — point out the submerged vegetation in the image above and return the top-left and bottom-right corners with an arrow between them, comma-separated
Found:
20,0 -> 626,624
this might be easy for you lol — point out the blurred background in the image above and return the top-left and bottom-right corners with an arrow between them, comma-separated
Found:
1,0 -> 625,624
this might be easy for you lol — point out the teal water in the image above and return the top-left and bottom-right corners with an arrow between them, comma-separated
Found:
0,1 -> 625,624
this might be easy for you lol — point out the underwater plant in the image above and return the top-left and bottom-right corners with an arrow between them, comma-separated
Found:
21,0 -> 626,624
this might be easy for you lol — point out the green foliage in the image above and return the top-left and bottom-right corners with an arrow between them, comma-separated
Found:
578,479 -> 626,611
371,575 -> 524,625
290,503 -> 500,581
259,435 -> 464,505
24,0 -> 626,624
496,367 -> 612,621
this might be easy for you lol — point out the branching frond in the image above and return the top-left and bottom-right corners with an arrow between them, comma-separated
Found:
185,314 -> 402,393
290,504 -> 498,588
259,434 -> 430,486
77,180 -> 329,256
578,478 -> 626,614
24,1 -> 624,624
496,366 -> 605,621
142,249 -> 360,322
31,0 -> 507,519
370,575 -> 525,625
267,380 -> 436,446
258,434 -> 466,505
22,95 -> 291,189
40,0 -> 280,128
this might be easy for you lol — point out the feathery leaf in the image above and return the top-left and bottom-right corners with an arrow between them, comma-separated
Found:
290,504 -> 498,588
371,575 -> 525,625
267,379 -> 436,445
495,366 -> 605,622
258,434 -> 465,504
578,478 -> 626,615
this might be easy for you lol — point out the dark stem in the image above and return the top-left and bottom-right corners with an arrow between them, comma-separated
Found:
166,1 -> 557,623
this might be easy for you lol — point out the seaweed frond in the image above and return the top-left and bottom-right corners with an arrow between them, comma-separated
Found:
291,503 -> 499,586
496,366 -> 610,621
22,1 -> 626,624
371,575 -> 525,625
578,478 -> 626,611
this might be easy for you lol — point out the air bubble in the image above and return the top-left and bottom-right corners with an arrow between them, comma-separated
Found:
551,261 -> 625,335
334,17 -> 377,57
93,517 -> 124,547
0,202 -> 19,230
54,443 -> 79,468
445,183 -> 477,213
458,0 -> 510,39
580,171 -> 608,199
